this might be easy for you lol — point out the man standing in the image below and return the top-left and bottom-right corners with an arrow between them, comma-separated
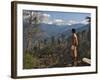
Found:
71,29 -> 78,66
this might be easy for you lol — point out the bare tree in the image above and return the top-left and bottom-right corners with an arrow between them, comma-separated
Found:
85,16 -> 91,41
24,11 -> 45,52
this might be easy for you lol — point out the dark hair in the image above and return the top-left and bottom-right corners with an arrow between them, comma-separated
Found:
72,28 -> 76,33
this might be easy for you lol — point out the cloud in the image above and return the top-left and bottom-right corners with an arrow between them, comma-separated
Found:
67,20 -> 78,25
47,21 -> 53,24
54,19 -> 64,22
42,13 -> 51,17
67,19 -> 89,25
53,19 -> 65,25
41,13 -> 51,24
80,19 -> 89,25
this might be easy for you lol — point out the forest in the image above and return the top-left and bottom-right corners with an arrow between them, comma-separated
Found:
23,11 -> 91,69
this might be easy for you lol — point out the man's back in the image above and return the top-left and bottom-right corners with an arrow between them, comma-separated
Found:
72,33 -> 78,46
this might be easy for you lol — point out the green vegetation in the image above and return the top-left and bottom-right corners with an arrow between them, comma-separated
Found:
23,51 -> 40,69
23,27 -> 91,69
23,15 -> 91,69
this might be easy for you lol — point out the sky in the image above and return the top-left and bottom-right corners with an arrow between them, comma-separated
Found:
40,11 -> 90,21
23,10 -> 91,25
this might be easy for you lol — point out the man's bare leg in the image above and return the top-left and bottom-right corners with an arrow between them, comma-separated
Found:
71,49 -> 75,66
73,47 -> 77,66
71,48 -> 77,66
73,57 -> 77,66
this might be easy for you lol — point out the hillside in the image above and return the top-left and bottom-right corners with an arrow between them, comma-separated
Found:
23,23 -> 91,69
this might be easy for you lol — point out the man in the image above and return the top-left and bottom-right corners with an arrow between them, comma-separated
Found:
71,29 -> 78,66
